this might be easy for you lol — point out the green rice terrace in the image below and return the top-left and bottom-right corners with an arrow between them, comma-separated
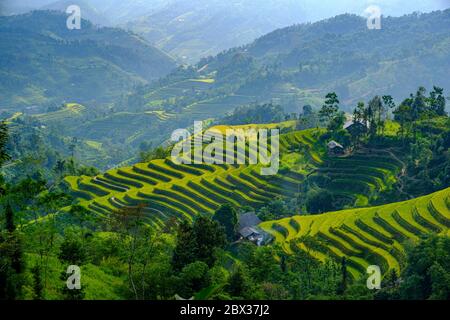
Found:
64,126 -> 404,230
260,187 -> 450,280
35,103 -> 87,124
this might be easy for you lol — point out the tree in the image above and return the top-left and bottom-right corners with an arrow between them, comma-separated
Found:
337,257 -> 348,295
178,261 -> 210,297
0,204 -> 25,299
0,121 -> 11,167
393,101 -> 413,142
31,265 -> 44,300
327,111 -> 346,133
58,238 -> 86,266
5,203 -> 15,233
428,86 -> 446,116
172,221 -> 197,271
54,159 -> 66,178
108,204 -> 154,299
368,96 -> 384,137
69,137 -> 78,158
172,216 -> 227,271
319,92 -> 340,126
353,102 -> 367,125
305,189 -> 336,214
213,204 -> 238,241
411,86 -> 428,121
227,266 -> 251,298
382,95 -> 396,112
350,102 -> 368,146
302,105 -> 313,116
192,216 -> 227,267
399,235 -> 450,300
0,121 -> 10,196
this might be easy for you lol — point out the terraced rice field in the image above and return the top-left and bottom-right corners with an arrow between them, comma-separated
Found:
308,148 -> 403,206
65,127 -> 404,231
184,94 -> 258,119
35,103 -> 86,123
260,187 -> 450,279
65,129 -> 321,227
143,79 -> 214,102
145,110 -> 176,121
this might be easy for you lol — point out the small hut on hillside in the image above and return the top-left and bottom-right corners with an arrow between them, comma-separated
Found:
327,140 -> 345,155
237,212 -> 272,246
343,120 -> 368,135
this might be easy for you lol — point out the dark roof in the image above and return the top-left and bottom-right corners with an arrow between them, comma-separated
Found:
239,227 -> 260,238
238,212 -> 261,230
343,120 -> 368,130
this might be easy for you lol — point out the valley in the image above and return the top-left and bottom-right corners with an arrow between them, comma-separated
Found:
0,4 -> 449,302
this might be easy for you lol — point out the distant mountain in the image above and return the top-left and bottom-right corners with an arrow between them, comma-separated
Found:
4,1 -> 448,64
123,10 -> 450,117
1,0 -> 171,24
41,0 -> 112,26
214,10 -> 450,106
125,0 -> 311,63
125,0 -> 449,63
0,10 -> 176,110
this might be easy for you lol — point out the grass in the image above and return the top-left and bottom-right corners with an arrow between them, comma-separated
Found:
85,140 -> 103,150
65,127 -> 321,225
23,253 -> 125,300
5,112 -> 23,124
189,78 -> 215,84
65,125 -> 404,233
35,103 -> 86,123
260,187 -> 450,279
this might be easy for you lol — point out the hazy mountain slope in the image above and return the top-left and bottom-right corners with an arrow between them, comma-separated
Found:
1,0 -> 171,24
125,0 -> 449,63
4,0 -> 448,64
125,10 -> 450,116
0,10 -> 176,110
41,0 -> 112,26
126,0 -> 319,63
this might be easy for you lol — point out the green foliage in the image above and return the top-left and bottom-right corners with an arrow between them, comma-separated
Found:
178,261 -> 211,298
221,103 -> 285,125
0,11 -> 175,109
0,121 -> 11,168
140,146 -> 171,163
376,235 -> 450,300
319,92 -> 340,126
58,238 -> 87,266
213,204 -> 238,241
305,189 -> 336,214
226,265 -> 252,299
31,265 -> 44,300
0,204 -> 25,300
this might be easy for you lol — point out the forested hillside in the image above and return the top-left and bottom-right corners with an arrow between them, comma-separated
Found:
0,11 -> 175,110
1,6 -> 450,302
123,10 -> 450,117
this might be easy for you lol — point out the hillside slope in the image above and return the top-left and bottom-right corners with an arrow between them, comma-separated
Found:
0,10 -> 176,110
260,187 -> 450,279
123,10 -> 450,116
64,126 -> 404,228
